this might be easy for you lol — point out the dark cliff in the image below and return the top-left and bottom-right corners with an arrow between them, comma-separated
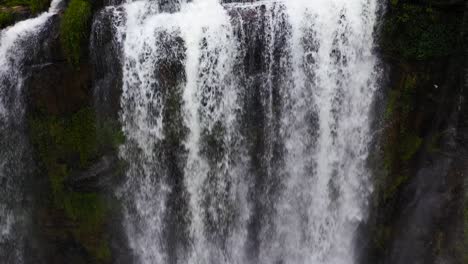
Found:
363,0 -> 468,264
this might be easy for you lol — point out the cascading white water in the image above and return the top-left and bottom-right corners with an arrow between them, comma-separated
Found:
112,0 -> 380,263
272,1 -> 379,263
0,1 -> 62,261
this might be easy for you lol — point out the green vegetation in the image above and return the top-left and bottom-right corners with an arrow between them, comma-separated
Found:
401,133 -> 422,161
0,0 -> 50,13
383,74 -> 421,169
27,0 -> 49,12
96,120 -> 126,154
65,192 -> 110,262
373,225 -> 392,251
382,3 -> 462,60
30,107 -> 123,263
373,0 -> 465,260
0,10 -> 14,28
384,90 -> 399,120
60,0 -> 91,66
31,108 -> 98,168
384,175 -> 409,200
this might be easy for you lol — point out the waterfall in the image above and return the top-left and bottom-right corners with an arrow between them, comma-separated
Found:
0,1 -> 62,262
105,0 -> 380,263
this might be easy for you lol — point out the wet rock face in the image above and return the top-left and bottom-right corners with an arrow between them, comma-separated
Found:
67,155 -> 121,192
23,15 -> 90,116
382,59 -> 466,264
18,7 -> 128,264
361,1 -> 468,264
90,6 -> 123,121
27,62 -> 91,115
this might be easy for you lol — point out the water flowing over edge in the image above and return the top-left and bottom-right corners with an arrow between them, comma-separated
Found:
0,1 -> 62,262
103,0 -> 381,263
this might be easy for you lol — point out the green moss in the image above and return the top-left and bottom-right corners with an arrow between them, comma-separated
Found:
0,0 -> 50,13
373,225 -> 392,250
29,107 -> 124,181
66,108 -> 98,167
385,90 -> 399,120
60,0 -> 91,66
0,11 -> 14,28
95,239 -> 111,262
401,133 -> 422,161
64,192 -> 105,223
382,4 -> 462,60
49,162 -> 68,206
29,108 -> 122,263
1,0 -> 30,6
381,72 -> 423,202
96,120 -> 126,153
383,75 -> 419,168
65,192 -> 110,263
383,134 -> 397,172
384,175 -> 409,200
28,0 -> 49,13
30,108 -> 98,168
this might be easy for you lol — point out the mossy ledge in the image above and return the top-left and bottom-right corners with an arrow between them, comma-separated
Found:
29,107 -> 123,263
365,0 -> 467,263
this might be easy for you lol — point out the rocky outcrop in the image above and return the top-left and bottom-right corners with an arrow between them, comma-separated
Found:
17,1 -> 127,263
67,155 -> 122,192
361,1 -> 468,264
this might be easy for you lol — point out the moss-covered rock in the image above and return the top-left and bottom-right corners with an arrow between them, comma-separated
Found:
365,1 -> 467,263
380,72 -> 424,202
29,107 -> 123,263
60,0 -> 92,66
382,3 -> 463,60
0,10 -> 14,28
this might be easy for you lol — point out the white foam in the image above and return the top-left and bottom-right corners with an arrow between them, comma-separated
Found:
115,0 -> 380,263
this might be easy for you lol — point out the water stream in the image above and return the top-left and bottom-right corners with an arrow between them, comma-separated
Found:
0,1 -> 62,261
105,0 -> 380,263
